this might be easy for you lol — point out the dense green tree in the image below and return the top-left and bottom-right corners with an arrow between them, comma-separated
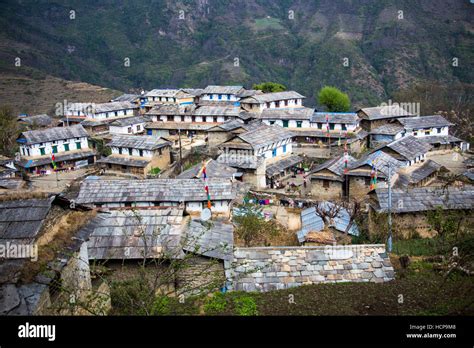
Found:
317,86 -> 351,112
252,82 -> 286,93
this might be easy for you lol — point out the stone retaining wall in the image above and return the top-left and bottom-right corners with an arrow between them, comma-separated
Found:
224,244 -> 395,292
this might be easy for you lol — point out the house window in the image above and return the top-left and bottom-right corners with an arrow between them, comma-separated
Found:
119,148 -> 122,155
364,177 -> 371,185
266,103 -> 271,108
317,123 -> 322,129
218,94 -> 222,100
342,124 -> 347,131
329,123 -> 335,130
128,148 -> 133,156
272,148 -> 277,157
227,94 -> 231,100
413,131 -> 418,136
282,120 -> 289,128
283,144 -> 287,153
76,142 -> 81,150
147,129 -> 153,135
210,95 -> 213,100
139,149 -> 143,157
323,180 -> 330,188
52,146 -> 58,154
40,148 -> 46,156
137,125 -> 141,131
114,111 -> 118,117
64,143 -> 70,152
437,127 -> 442,134
296,121 -> 302,128
425,130 -> 430,136
128,127 -> 132,133
285,100 -> 288,106
270,121 -> 275,125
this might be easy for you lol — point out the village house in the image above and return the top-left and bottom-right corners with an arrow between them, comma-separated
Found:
108,115 -> 149,135
217,123 -> 294,188
16,125 -> 95,174
373,135 -> 432,167
240,91 -> 305,112
200,85 -> 246,104
259,107 -> 314,128
144,89 -> 195,107
357,104 -> 414,131
97,134 -> 171,177
306,155 -> 357,199
368,186 -> 474,238
75,178 -> 236,216
346,151 -> 403,199
0,156 -> 17,179
110,93 -> 140,103
266,154 -> 303,188
395,159 -> 447,188
18,114 -> 56,129
206,119 -> 254,148
146,121 -> 217,138
90,101 -> 138,121
369,123 -> 406,147
145,104 -> 194,122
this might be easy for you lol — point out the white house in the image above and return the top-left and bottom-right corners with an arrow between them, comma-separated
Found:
240,91 -> 305,113
145,89 -> 195,106
109,116 -> 149,135
200,85 -> 245,103
260,107 -> 314,129
91,101 -> 137,120
16,125 -> 95,174
309,112 -> 360,133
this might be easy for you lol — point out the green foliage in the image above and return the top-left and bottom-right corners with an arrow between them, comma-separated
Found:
233,203 -> 280,247
203,292 -> 227,314
233,295 -> 258,316
92,137 -> 112,157
150,296 -> 170,315
0,106 -> 20,157
149,167 -> 161,175
317,86 -> 351,112
252,82 -> 286,93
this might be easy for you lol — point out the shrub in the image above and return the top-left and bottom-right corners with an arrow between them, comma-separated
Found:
203,292 -> 227,314
233,295 -> 258,316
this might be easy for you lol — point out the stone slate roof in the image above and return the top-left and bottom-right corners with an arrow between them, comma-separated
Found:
145,89 -> 180,98
146,122 -> 217,131
87,208 -> 185,260
97,156 -> 150,168
348,151 -> 403,178
0,197 -> 53,244
398,115 -> 454,129
240,91 -> 305,104
76,178 -> 235,205
266,155 -> 303,177
207,119 -> 246,132
18,124 -> 89,145
371,123 -> 404,135
111,94 -> 139,103
17,150 -> 96,168
260,107 -> 314,120
236,124 -> 293,150
418,135 -> 463,145
193,105 -> 241,117
373,186 -> 474,213
202,85 -> 244,95
359,105 -> 414,120
93,101 -> 137,113
0,178 -> 24,190
180,88 -> 204,97
109,115 -> 149,127
107,134 -> 170,151
309,155 -> 357,176
462,170 -> 474,181
408,160 -> 443,184
182,219 -> 233,260
380,135 -> 432,161
18,114 -> 54,127
145,104 -> 195,116
311,112 -> 359,124
177,159 -> 237,179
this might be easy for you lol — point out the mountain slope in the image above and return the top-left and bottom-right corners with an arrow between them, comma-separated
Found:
0,0 -> 472,107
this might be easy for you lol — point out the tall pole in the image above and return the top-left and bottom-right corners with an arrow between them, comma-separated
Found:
387,162 -> 392,252
178,128 -> 183,174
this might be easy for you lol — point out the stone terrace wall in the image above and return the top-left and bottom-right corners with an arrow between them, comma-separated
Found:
224,244 -> 395,292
